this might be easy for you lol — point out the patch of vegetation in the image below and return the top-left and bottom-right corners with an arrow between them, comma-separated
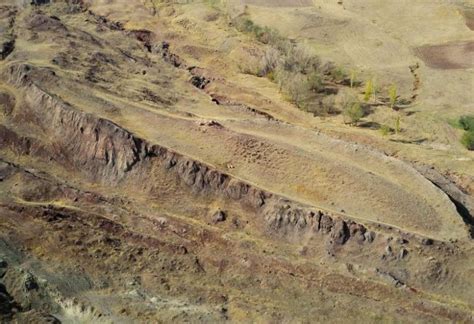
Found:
329,67 -> 346,83
343,100 -> 364,125
234,17 -> 282,45
388,84 -> 397,110
394,115 -> 401,134
459,115 -> 474,132
380,124 -> 392,136
461,131 -> 474,150
233,16 -> 352,116
450,115 -> 474,150
363,79 -> 374,102
284,73 -> 310,108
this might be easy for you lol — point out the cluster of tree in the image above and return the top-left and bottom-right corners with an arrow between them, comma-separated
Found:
234,16 -> 407,133
234,17 -> 343,115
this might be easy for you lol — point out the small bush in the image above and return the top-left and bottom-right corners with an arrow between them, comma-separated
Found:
320,95 -> 338,115
285,73 -> 310,107
330,67 -> 346,82
307,72 -> 323,92
281,44 -> 320,75
343,101 -> 364,125
239,54 -> 262,75
259,48 -> 280,76
461,131 -> 474,150
235,18 -> 256,34
459,115 -> 474,132
306,95 -> 338,116
380,124 -> 392,136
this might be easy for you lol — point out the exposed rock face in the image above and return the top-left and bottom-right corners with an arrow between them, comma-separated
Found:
0,62 -> 385,251
330,220 -> 350,245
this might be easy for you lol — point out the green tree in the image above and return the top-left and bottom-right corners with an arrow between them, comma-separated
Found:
364,79 -> 374,102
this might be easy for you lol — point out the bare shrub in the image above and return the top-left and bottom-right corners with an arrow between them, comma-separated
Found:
239,53 -> 263,75
284,73 -> 310,107
259,48 -> 280,76
281,44 -> 320,75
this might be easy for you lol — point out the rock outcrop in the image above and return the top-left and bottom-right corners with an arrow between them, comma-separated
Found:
1,63 -> 384,249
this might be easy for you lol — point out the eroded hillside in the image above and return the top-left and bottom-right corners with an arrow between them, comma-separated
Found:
0,0 -> 473,322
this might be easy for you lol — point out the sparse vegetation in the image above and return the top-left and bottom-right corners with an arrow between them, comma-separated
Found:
389,84 -> 397,109
350,70 -> 357,88
395,115 -> 401,134
307,71 -> 323,92
364,79 -> 374,102
233,16 -> 352,116
456,115 -> 474,150
459,115 -> 474,131
284,73 -> 310,108
461,131 -> 474,150
330,67 -> 346,83
380,124 -> 392,136
343,100 -> 364,125
234,17 -> 282,45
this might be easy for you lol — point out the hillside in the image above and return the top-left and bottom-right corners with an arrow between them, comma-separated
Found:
0,0 -> 473,322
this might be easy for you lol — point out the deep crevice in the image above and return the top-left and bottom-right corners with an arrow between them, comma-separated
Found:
430,181 -> 474,238
449,196 -> 474,238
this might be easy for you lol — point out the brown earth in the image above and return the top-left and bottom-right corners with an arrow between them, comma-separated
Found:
415,41 -> 474,70
463,8 -> 474,31
0,0 -> 473,322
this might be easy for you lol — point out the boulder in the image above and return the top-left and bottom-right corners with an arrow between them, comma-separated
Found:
212,210 -> 226,223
